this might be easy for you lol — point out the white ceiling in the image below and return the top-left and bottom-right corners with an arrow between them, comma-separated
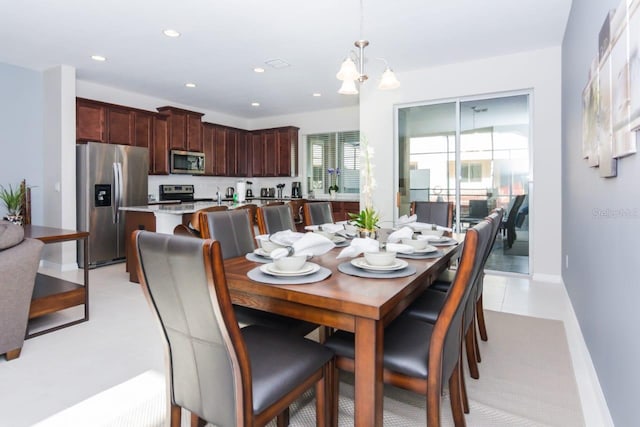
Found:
0,0 -> 571,119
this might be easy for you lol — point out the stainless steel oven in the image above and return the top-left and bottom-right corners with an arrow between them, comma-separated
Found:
170,150 -> 205,175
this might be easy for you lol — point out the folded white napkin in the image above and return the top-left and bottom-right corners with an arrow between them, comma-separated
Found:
270,232 -> 336,259
387,226 -> 414,243
397,214 -> 417,225
336,237 -> 380,259
269,230 -> 305,246
385,243 -> 414,254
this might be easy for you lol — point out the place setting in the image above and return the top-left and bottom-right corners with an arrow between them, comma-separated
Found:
246,232 -> 334,285
382,226 -> 444,259
335,237 -> 417,279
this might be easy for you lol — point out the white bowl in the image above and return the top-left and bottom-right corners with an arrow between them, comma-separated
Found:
364,251 -> 397,266
421,229 -> 444,237
401,238 -> 428,250
273,256 -> 307,272
260,240 -> 283,254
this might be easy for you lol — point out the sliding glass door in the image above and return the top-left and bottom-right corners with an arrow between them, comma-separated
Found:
397,93 -> 531,274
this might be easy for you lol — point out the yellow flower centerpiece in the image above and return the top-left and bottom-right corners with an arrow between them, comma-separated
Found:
348,137 -> 380,238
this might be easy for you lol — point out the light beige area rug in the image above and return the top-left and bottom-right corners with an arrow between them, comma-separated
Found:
35,310 -> 584,427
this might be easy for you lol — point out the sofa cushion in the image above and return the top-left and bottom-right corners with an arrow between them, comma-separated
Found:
0,220 -> 24,250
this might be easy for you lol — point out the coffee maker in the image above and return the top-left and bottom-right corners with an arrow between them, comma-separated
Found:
291,181 -> 302,198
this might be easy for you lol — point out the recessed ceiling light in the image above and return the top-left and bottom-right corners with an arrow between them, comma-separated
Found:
313,93 -> 322,97
254,67 -> 265,73
91,55 -> 106,62
251,102 -> 260,107
163,29 -> 181,38
185,83 -> 196,88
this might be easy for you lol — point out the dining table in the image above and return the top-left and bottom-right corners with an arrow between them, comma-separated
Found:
222,234 -> 463,427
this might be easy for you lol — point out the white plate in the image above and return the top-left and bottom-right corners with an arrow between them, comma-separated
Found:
412,245 -> 438,254
397,245 -> 438,254
350,257 -> 409,272
431,237 -> 457,245
253,248 -> 273,258
260,262 -> 320,277
331,236 -> 346,244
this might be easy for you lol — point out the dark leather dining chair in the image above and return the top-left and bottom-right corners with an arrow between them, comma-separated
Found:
199,209 -> 318,336
407,212 -> 501,381
324,221 -> 490,427
133,231 -> 334,427
173,205 -> 229,238
256,204 -> 296,235
410,201 -> 453,228
303,202 -> 334,226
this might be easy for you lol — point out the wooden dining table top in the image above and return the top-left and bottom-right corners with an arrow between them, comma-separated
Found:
223,237 -> 462,334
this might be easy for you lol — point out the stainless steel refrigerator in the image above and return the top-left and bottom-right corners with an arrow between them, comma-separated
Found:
77,142 -> 148,267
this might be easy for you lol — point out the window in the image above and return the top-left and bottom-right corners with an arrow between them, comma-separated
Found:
461,162 -> 482,182
307,131 -> 360,194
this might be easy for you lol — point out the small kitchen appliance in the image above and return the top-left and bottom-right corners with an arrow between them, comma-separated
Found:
246,181 -> 254,198
226,187 -> 235,198
291,181 -> 302,198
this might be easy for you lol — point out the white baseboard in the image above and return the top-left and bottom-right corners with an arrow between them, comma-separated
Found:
559,279 -> 614,426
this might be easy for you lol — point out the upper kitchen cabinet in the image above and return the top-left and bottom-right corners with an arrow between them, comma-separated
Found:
250,131 -> 264,176
134,111 -> 154,148
225,128 -> 249,177
151,115 -> 169,175
277,126 -> 299,177
202,122 -> 215,176
156,106 -> 204,152
108,106 -> 135,145
213,125 -> 228,176
76,98 -> 106,142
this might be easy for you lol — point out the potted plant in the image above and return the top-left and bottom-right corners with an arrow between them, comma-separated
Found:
0,184 -> 25,225
348,207 -> 380,238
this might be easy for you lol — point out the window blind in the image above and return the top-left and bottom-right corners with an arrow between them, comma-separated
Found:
307,130 -> 360,194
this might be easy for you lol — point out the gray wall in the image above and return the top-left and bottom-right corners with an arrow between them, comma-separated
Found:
0,62 -> 44,224
562,1 -> 640,425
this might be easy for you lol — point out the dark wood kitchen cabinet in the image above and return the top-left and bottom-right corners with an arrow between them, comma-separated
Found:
151,115 -> 169,175
156,106 -> 204,152
250,132 -> 264,176
276,126 -> 298,177
108,106 -> 135,145
224,128 -> 250,177
214,125 -> 228,176
134,111 -> 153,148
76,98 -> 106,142
263,129 -> 277,177
202,122 -> 215,175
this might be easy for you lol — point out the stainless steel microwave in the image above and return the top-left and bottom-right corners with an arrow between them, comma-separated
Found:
170,150 -> 205,175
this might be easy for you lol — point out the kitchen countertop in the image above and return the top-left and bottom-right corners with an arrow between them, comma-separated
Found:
120,197 -> 360,216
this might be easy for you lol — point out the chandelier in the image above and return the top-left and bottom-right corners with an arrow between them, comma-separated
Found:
336,0 -> 400,95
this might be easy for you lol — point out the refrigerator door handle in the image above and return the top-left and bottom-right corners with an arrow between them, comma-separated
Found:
112,162 -> 120,224
115,162 -> 124,223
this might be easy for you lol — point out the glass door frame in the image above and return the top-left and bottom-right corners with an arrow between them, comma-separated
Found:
393,90 -> 534,276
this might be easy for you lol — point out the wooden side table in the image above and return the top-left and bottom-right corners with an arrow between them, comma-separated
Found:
23,225 -> 90,338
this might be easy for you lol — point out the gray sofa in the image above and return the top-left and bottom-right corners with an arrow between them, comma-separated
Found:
0,220 -> 43,360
